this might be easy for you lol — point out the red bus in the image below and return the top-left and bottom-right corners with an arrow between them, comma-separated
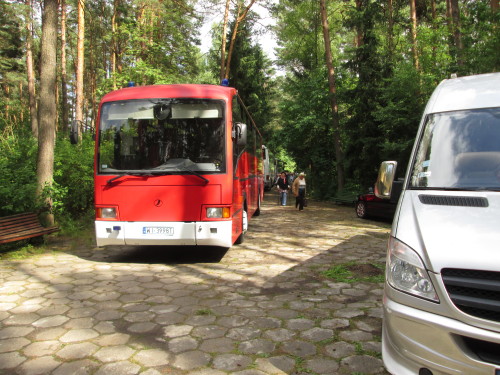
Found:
94,84 -> 264,248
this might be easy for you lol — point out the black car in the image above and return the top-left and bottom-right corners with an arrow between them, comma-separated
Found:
355,188 -> 397,221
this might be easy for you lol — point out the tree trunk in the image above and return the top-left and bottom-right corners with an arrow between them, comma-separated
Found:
387,0 -> 394,61
355,0 -> 363,47
224,0 -> 257,80
60,0 -> 69,133
409,0 -> 420,71
449,0 -> 463,69
492,0 -> 498,13
37,0 -> 58,226
25,0 -> 38,138
75,0 -> 85,141
319,0 -> 345,192
219,0 -> 231,82
112,0 -> 118,89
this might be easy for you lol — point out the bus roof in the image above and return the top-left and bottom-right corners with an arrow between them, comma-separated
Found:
100,84 -> 238,103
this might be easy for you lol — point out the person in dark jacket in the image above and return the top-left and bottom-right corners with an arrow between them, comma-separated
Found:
276,172 -> 289,206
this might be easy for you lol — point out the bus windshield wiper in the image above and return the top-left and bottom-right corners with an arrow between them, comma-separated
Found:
179,168 -> 210,184
106,171 -> 168,184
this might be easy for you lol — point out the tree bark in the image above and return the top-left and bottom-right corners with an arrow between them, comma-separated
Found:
319,0 -> 345,192
224,0 -> 257,80
25,0 -> 38,138
60,0 -> 69,133
449,0 -> 463,68
219,0 -> 231,82
37,0 -> 58,226
409,0 -> 420,71
75,0 -> 85,141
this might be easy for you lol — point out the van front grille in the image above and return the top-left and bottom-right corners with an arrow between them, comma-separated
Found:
441,268 -> 500,323
418,195 -> 488,207
461,336 -> 500,366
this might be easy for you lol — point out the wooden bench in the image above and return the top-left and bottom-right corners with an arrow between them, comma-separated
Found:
0,213 -> 59,245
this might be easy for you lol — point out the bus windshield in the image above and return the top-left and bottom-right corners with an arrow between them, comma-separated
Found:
98,98 -> 226,174
410,108 -> 500,190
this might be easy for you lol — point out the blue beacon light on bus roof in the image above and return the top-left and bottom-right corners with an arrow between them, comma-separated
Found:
221,79 -> 229,87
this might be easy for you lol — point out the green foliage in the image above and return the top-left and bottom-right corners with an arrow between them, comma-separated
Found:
0,129 -> 94,224
0,131 -> 38,215
53,134 -> 95,220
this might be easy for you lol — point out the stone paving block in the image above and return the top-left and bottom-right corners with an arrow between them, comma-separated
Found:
212,353 -> 252,371
60,328 -> 99,342
0,337 -> 30,353
133,348 -> 171,366
51,359 -> 99,375
172,350 -> 211,370
93,344 -> 135,362
169,335 -> 199,353
94,360 -> 141,375
17,355 -> 60,375
0,351 -> 26,369
56,342 -> 99,359
22,340 -> 62,357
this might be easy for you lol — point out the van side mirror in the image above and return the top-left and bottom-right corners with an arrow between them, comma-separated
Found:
232,122 -> 247,147
375,161 -> 398,199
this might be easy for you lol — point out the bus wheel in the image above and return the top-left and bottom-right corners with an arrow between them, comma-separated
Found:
235,208 -> 248,244
254,194 -> 261,216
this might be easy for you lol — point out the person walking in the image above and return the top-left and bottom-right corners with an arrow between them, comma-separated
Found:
276,172 -> 289,206
292,172 -> 307,210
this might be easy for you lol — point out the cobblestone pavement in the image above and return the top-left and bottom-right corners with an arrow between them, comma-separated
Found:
0,192 -> 392,375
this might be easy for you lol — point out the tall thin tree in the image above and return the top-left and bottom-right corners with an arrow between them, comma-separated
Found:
75,0 -> 85,141
60,0 -> 69,133
37,0 -> 58,225
25,0 -> 37,138
319,0 -> 344,192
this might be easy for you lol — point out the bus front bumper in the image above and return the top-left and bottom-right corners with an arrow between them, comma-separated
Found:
95,220 -> 233,248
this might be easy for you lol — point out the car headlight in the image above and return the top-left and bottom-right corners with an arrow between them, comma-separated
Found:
387,237 -> 439,302
206,207 -> 230,219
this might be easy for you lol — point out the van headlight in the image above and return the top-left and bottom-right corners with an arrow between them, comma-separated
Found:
387,237 -> 439,302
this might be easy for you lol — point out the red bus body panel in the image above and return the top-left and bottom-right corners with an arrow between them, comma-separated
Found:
94,84 -> 263,248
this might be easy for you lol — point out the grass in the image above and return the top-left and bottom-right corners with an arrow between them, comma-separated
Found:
321,261 -> 385,284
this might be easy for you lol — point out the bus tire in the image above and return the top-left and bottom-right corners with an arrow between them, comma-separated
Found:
235,208 -> 247,244
254,194 -> 261,216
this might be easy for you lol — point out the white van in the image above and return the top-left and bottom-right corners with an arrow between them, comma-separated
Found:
376,73 -> 500,375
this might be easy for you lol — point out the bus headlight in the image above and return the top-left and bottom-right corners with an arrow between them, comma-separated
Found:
206,207 -> 230,219
387,237 -> 439,302
97,207 -> 117,219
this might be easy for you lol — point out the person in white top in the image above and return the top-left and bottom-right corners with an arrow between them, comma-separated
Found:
292,172 -> 307,210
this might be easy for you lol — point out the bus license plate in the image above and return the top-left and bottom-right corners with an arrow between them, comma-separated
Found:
143,227 -> 174,235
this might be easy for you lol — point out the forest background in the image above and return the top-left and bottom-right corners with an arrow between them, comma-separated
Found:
0,0 -> 499,233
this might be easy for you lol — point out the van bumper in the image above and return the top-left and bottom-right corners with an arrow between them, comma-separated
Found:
382,294 -> 500,375
95,220 -> 233,248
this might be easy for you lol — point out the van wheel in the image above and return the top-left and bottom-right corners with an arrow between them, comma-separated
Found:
355,201 -> 367,219
254,194 -> 261,216
235,208 -> 248,244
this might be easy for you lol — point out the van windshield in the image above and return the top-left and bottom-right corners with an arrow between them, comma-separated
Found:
97,99 -> 226,174
410,108 -> 500,190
